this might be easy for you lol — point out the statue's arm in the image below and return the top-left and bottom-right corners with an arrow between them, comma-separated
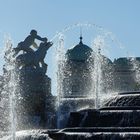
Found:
46,42 -> 53,50
35,35 -> 48,42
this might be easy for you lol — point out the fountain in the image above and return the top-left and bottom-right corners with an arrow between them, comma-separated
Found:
48,25 -> 140,139
53,23 -> 122,129
55,35 -> 67,128
1,23 -> 140,139
0,36 -> 54,139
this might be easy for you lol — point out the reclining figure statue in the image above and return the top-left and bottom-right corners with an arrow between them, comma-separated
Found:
16,41 -> 53,71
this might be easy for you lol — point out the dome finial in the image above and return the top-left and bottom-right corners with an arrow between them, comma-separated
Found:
79,36 -> 83,43
79,26 -> 83,44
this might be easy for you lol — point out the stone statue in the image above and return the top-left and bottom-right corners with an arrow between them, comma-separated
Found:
13,29 -> 47,56
13,31 -> 54,128
16,41 -> 53,72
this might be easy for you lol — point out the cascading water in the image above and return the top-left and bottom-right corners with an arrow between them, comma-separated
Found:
93,52 -> 102,109
88,35 -> 105,109
6,39 -> 17,140
0,38 -> 19,140
131,57 -> 140,90
9,65 -> 17,140
54,34 -> 67,128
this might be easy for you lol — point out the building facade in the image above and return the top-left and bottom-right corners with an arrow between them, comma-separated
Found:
61,36 -> 140,98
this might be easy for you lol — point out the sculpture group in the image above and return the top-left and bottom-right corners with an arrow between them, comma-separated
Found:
11,30 -> 53,128
13,29 -> 53,72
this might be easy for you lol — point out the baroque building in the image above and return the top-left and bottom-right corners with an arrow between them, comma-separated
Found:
61,36 -> 140,97
114,57 -> 140,92
64,36 -> 93,97
62,36 -> 114,98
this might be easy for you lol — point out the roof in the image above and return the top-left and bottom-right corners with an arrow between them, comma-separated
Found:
114,57 -> 140,66
66,36 -> 93,61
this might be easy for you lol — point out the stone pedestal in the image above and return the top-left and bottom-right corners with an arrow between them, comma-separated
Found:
16,66 -> 55,129
49,91 -> 140,139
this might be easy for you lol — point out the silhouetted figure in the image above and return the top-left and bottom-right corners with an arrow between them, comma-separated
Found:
13,30 -> 47,56
16,41 -> 53,70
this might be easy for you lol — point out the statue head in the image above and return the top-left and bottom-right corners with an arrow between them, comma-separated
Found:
30,29 -> 37,36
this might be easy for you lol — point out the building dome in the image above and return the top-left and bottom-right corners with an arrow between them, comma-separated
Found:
66,36 -> 93,61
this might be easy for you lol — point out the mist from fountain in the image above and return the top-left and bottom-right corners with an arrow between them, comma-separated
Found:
0,38 -> 19,140
88,35 -> 116,109
131,58 -> 140,90
9,57 -> 17,140
53,34 -> 67,128
93,52 -> 102,109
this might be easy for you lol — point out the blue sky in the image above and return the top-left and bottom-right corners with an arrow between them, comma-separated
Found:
0,0 -> 140,94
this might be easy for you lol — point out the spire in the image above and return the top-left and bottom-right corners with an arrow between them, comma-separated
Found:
79,26 -> 83,44
79,36 -> 83,44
